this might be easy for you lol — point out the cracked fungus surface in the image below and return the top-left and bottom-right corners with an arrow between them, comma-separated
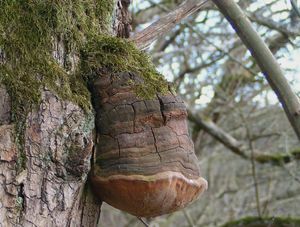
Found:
92,72 -> 201,179
90,72 -> 207,217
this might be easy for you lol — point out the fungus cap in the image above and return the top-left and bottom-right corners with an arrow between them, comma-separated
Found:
90,72 -> 207,217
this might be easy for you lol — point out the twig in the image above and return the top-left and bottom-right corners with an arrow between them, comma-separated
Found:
239,109 -> 262,217
185,23 -> 257,77
281,163 -> 300,184
247,12 -> 300,36
291,0 -> 300,18
183,210 -> 195,227
137,217 -> 149,227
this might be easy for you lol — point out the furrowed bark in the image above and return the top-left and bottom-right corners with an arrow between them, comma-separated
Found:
212,0 -> 300,140
114,0 -> 132,38
0,87 -> 99,226
0,1 -> 119,224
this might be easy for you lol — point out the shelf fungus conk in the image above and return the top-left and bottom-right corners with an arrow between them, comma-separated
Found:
90,72 -> 207,217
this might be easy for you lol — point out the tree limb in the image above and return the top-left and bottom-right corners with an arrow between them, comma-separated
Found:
131,0 -> 210,50
247,12 -> 300,36
212,0 -> 300,140
188,110 -> 300,165
188,110 -> 248,158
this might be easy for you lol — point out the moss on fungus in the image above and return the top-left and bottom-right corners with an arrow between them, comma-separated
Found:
81,35 -> 168,98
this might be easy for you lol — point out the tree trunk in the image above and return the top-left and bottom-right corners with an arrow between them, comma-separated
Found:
0,51 -> 102,227
0,1 -> 117,225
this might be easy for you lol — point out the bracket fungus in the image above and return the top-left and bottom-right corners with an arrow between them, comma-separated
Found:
90,72 -> 207,217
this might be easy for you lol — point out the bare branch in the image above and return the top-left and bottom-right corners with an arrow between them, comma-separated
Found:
131,0 -> 210,50
188,110 -> 300,165
212,0 -> 300,140
137,217 -> 149,227
247,12 -> 300,36
188,110 -> 247,158
291,0 -> 300,18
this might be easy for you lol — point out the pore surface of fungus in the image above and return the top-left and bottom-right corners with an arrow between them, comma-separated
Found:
90,72 -> 207,217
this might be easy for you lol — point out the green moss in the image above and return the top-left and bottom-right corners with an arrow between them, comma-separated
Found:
222,216 -> 300,227
0,0 -> 115,171
80,35 -> 169,99
255,148 -> 300,165
0,0 -> 115,111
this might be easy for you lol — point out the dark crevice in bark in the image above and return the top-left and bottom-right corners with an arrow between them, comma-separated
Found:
80,200 -> 85,227
58,185 -> 65,211
157,95 -> 167,125
151,128 -> 162,162
117,138 -> 121,158
115,0 -> 132,38
96,205 -> 102,226
132,103 -> 137,132
90,142 -> 96,170
18,183 -> 25,210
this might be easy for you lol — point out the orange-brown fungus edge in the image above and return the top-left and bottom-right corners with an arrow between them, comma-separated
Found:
90,171 -> 208,217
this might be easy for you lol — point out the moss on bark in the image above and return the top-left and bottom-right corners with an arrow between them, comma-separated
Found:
222,216 -> 300,227
254,148 -> 300,165
0,0 -> 115,115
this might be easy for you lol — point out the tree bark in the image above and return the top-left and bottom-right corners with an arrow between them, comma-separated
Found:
0,84 -> 102,226
0,9 -> 104,227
